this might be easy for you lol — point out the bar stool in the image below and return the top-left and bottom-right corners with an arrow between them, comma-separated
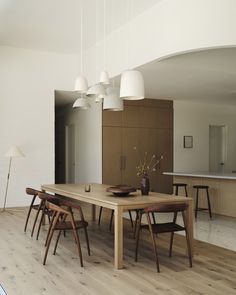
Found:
173,183 -> 188,197
193,185 -> 212,219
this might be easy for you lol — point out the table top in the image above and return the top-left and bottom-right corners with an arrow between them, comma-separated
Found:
42,183 -> 191,209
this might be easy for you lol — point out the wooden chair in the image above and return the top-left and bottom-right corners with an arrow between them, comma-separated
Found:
24,188 -> 41,233
42,197 -> 90,267
98,207 -> 134,231
33,192 -> 60,240
135,202 -> 192,272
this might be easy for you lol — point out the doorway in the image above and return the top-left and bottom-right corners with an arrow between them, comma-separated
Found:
209,125 -> 227,172
65,124 -> 76,183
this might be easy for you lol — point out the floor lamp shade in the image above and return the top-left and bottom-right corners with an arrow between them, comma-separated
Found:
5,145 -> 25,158
120,70 -> 145,100
103,87 -> 124,111
74,75 -> 88,93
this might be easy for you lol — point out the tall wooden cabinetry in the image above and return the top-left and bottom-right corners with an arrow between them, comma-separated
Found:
102,99 -> 173,194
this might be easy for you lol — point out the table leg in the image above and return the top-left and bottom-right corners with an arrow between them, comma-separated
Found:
91,205 -> 96,221
186,198 -> 194,255
114,206 -> 123,269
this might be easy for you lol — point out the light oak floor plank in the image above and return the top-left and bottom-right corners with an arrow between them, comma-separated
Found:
0,206 -> 236,295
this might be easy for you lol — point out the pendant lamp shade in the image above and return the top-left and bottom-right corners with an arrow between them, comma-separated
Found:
87,84 -> 106,100
99,71 -> 110,85
103,87 -> 123,111
5,145 -> 25,158
120,70 -> 145,100
74,75 -> 88,93
73,97 -> 90,109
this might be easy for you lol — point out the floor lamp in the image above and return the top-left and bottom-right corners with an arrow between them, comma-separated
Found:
2,145 -> 25,212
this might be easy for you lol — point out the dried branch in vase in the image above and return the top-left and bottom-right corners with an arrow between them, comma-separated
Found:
133,146 -> 164,177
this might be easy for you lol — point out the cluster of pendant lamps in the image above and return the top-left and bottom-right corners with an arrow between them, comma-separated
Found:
73,0 -> 145,111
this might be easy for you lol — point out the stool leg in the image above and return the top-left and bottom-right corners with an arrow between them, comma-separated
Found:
184,186 -> 188,197
195,188 -> 199,219
206,188 -> 212,219
175,186 -> 179,196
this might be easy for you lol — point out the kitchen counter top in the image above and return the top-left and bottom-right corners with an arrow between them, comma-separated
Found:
163,171 -> 236,180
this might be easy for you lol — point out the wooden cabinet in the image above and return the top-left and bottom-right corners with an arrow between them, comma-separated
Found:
102,99 -> 173,194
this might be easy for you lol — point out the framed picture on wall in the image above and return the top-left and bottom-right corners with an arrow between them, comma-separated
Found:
183,136 -> 193,148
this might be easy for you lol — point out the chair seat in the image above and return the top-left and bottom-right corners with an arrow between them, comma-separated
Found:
193,185 -> 209,189
55,220 -> 88,231
142,222 -> 185,234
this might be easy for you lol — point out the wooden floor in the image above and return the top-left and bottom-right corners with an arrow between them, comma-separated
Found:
0,205 -> 236,295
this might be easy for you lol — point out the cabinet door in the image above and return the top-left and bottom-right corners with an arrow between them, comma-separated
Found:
122,128 -> 140,188
102,126 -> 122,185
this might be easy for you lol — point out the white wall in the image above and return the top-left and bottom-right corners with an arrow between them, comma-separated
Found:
0,46 -> 77,207
174,101 -> 236,172
63,100 -> 102,184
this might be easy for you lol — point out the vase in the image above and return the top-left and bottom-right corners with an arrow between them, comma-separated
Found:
140,175 -> 150,195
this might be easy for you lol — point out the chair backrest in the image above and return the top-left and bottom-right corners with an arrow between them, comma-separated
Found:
26,187 -> 41,196
144,202 -> 188,213
45,201 -> 70,215
38,192 -> 58,202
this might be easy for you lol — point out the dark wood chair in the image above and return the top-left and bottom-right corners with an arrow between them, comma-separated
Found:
98,207 -> 134,231
33,192 -> 60,240
42,197 -> 90,267
24,187 -> 41,233
135,202 -> 192,272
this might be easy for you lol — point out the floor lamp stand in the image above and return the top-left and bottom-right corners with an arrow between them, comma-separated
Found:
2,157 -> 12,212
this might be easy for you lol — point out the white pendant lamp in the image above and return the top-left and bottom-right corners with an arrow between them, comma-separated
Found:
120,70 -> 145,100
74,75 -> 88,93
74,1 -> 88,94
87,84 -> 106,100
73,96 -> 90,110
99,70 -> 110,85
103,87 -> 124,111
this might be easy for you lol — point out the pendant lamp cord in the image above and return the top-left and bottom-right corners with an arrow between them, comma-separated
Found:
80,0 -> 84,76
103,0 -> 106,71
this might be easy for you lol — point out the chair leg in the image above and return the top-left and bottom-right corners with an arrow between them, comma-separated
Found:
53,230 -> 62,255
128,210 -> 133,228
146,212 -> 160,272
70,213 -> 83,267
151,212 -> 156,224
133,210 -> 139,239
36,204 -> 46,240
206,188 -> 212,219
31,199 -> 44,237
135,211 -> 142,262
83,227 -> 91,256
45,212 -> 56,247
195,188 -> 199,219
24,195 -> 36,232
98,207 -> 103,226
175,185 -> 178,196
169,232 -> 174,257
109,210 -> 114,231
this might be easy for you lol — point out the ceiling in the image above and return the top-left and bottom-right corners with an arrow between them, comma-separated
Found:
1,1 -> 236,106
0,0 -> 161,54
56,47 -> 236,106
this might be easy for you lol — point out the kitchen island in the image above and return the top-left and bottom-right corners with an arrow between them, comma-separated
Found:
164,171 -> 236,217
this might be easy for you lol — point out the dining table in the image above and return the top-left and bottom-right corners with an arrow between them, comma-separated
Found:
41,183 -> 194,269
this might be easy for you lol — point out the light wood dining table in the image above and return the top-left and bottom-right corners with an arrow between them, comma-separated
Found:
41,183 -> 194,269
